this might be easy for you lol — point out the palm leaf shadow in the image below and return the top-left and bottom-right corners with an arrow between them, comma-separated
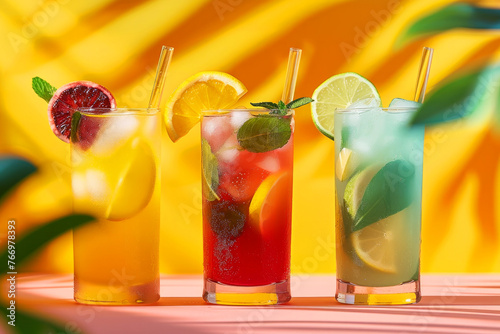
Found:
425,128 -> 500,271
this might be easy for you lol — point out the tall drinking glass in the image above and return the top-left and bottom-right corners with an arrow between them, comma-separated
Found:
334,106 -> 424,305
71,108 -> 161,305
201,109 -> 294,305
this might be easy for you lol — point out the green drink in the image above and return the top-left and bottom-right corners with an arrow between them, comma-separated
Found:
312,73 -> 424,305
334,105 -> 423,304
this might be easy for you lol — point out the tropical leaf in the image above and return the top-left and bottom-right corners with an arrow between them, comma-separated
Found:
0,307 -> 78,334
0,157 -> 36,201
396,3 -> 500,48
1,214 -> 94,272
410,64 -> 500,125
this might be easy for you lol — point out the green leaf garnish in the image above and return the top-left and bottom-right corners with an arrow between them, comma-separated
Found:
396,3 -> 500,49
353,159 -> 415,231
32,77 -> 57,103
286,97 -> 314,110
250,101 -> 279,109
201,139 -> 220,201
70,111 -> 82,144
410,64 -> 500,126
277,100 -> 286,115
237,117 -> 291,153
239,97 -> 312,152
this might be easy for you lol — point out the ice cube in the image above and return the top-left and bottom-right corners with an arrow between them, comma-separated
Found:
230,111 -> 251,129
71,173 -> 87,199
218,147 -> 239,164
388,98 -> 422,109
347,97 -> 381,109
217,135 -> 240,166
92,116 -> 139,154
85,169 -> 109,200
201,116 -> 233,152
257,156 -> 280,173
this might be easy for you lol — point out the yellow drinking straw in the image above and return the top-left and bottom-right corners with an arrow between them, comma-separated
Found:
281,48 -> 302,104
148,46 -> 174,108
414,47 -> 434,103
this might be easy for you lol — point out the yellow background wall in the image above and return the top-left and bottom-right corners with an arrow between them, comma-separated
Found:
1,0 -> 499,274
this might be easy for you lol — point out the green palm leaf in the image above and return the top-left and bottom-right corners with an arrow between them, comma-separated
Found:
396,3 -> 500,49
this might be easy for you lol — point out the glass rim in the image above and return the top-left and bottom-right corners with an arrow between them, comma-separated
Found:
335,106 -> 419,114
77,107 -> 160,116
202,108 -> 294,117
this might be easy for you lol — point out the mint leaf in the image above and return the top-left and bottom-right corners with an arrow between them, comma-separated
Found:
70,111 -> 81,144
32,77 -> 57,103
286,97 -> 314,109
277,100 -> 287,115
353,159 -> 415,231
250,101 -> 279,109
237,116 -> 291,153
201,139 -> 220,201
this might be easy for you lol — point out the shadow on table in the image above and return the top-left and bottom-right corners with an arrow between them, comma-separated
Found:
420,295 -> 500,306
156,297 -> 206,306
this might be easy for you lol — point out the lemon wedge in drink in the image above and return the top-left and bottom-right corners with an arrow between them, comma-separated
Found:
249,172 -> 291,236
165,71 -> 247,142
336,148 -> 359,181
351,209 -> 410,274
73,139 -> 157,221
344,166 -> 403,273
311,72 -> 381,140
104,141 -> 157,220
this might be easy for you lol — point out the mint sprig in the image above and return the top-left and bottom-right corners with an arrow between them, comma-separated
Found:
249,102 -> 279,110
250,97 -> 314,115
237,117 -> 292,153
202,138 -> 220,201
239,97 -> 313,152
32,77 -> 57,103
286,97 -> 314,110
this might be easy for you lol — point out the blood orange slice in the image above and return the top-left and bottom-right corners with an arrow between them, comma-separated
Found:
48,81 -> 116,143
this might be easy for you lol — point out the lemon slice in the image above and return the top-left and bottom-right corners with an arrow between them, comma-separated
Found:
311,72 -> 381,140
336,147 -> 359,181
165,71 -> 247,142
249,172 -> 291,233
104,141 -> 157,220
351,209 -> 408,273
74,139 -> 157,221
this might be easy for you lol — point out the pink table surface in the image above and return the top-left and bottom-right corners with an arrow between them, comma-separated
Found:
3,274 -> 500,334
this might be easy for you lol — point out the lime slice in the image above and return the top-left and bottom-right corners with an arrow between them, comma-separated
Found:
311,72 -> 381,140
343,166 -> 379,218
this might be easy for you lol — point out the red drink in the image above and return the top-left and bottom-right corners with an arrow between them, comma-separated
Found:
201,109 -> 294,304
